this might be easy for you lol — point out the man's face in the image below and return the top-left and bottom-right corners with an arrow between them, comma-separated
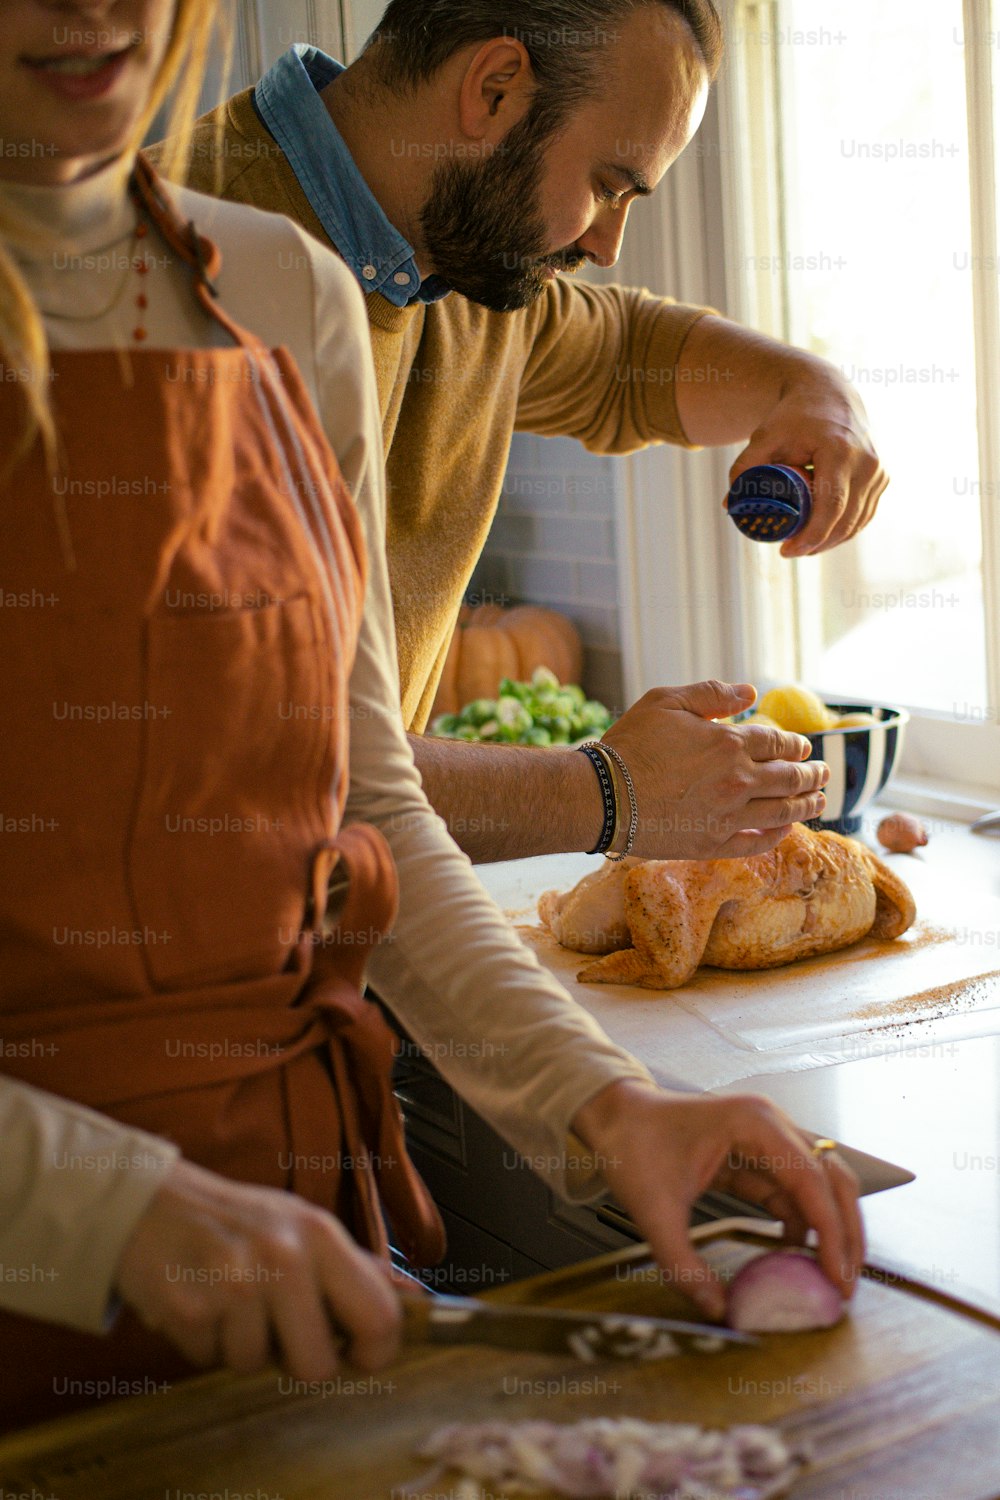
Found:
419,6 -> 710,311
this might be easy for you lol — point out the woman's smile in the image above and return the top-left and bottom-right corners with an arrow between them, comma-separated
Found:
19,45 -> 137,103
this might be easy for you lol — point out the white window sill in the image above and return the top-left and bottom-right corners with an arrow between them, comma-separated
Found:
885,774 -> 999,827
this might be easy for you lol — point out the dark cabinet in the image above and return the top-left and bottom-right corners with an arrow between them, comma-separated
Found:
392,1041 -> 638,1290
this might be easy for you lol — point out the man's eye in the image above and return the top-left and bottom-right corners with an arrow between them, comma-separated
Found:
597,185 -> 624,207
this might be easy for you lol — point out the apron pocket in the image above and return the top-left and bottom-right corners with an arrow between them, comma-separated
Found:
127,593 -> 337,989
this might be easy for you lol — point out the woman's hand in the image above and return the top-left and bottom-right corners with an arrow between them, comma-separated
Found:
572,1080 -> 864,1318
114,1158 -> 401,1379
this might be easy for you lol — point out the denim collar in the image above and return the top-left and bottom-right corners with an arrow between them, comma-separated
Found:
253,45 -> 450,307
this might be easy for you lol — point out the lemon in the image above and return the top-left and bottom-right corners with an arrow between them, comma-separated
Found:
741,712 -> 782,730
834,711 -> 880,729
757,685 -> 835,735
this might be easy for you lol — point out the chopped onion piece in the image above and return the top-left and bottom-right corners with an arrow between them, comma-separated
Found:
726,1250 -> 844,1333
397,1418 -> 804,1499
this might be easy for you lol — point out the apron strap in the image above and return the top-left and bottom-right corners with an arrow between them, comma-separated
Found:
302,824 -> 447,1267
131,152 -> 263,352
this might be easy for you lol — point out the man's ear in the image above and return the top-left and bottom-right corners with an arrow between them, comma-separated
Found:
457,38 -> 535,142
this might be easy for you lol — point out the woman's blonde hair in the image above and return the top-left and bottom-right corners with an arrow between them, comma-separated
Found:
0,0 -> 228,465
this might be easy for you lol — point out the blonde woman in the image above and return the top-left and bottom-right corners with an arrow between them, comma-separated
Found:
0,0 -> 863,1432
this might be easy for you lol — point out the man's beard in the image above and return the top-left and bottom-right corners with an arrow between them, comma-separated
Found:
418,111 -> 587,312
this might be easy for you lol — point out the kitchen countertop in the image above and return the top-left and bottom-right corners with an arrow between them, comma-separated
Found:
475,812 -> 1000,1313
3,817 -> 999,1487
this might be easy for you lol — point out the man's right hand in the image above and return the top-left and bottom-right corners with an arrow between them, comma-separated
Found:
115,1159 -> 401,1380
601,679 -> 829,859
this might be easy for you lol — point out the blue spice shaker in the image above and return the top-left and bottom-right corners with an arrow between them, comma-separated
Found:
727,464 -> 812,542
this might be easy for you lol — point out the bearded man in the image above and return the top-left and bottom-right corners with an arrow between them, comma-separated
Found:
154,0 -> 885,862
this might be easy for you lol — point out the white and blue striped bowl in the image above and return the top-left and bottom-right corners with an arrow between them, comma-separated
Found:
806,703 -> 909,835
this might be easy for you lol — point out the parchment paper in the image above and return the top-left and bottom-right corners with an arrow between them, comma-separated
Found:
474,821 -> 1000,1092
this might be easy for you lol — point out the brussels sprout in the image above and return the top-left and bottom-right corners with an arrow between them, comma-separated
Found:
462,698 -> 499,727
497,695 -> 531,727
429,674 -> 615,745
580,701 -> 613,730
496,703 -> 534,739
540,715 -> 572,742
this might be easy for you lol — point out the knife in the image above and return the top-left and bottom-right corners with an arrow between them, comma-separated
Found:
400,1292 -> 757,1360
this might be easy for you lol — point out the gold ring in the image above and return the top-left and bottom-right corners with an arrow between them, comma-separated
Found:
810,1138 -> 837,1159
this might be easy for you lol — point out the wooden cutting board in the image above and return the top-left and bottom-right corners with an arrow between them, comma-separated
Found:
2,1230 -> 999,1500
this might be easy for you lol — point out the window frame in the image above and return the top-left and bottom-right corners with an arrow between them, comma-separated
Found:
610,0 -> 1000,803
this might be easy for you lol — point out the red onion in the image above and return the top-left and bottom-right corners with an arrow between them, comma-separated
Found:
398,1418 -> 804,1499
726,1250 -> 845,1333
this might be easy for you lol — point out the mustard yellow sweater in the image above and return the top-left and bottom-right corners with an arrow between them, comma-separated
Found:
153,91 -> 708,730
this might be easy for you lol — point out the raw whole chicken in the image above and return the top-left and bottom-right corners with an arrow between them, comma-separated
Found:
538,824 -> 916,990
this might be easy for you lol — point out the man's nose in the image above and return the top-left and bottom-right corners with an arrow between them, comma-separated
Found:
578,205 -> 631,270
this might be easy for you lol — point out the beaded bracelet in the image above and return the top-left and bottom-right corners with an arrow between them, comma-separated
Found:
577,743 -> 618,855
596,741 -> 638,861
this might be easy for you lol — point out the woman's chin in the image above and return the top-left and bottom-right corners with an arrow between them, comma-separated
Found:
0,117 -> 137,183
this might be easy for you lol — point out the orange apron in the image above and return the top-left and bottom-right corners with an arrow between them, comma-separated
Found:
0,156 -> 444,1429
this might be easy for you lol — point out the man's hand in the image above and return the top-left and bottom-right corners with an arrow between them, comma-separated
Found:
115,1159 -> 401,1379
727,358 -> 889,559
411,679 -> 827,862
601,679 -> 828,860
674,315 -> 889,556
572,1080 -> 864,1320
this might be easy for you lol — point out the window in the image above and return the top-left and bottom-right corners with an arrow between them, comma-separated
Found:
715,0 -> 1000,793
343,0 -> 388,57
233,1 -> 348,82
150,1 -> 347,121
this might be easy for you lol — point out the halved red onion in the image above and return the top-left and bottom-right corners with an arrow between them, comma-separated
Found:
726,1250 -> 845,1332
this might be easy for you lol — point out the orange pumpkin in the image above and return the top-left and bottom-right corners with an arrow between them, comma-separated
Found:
431,604 -> 584,717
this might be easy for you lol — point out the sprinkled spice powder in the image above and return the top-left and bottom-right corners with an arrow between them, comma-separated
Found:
851,970 -> 1000,1026
894,920 -> 960,953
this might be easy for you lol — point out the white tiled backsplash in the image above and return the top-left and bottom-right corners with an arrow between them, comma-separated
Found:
467,435 -> 625,712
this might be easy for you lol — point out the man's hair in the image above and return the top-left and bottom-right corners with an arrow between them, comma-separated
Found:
365,1 -> 724,110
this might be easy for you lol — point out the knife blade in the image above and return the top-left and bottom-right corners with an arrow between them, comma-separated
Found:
400,1293 -> 757,1361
